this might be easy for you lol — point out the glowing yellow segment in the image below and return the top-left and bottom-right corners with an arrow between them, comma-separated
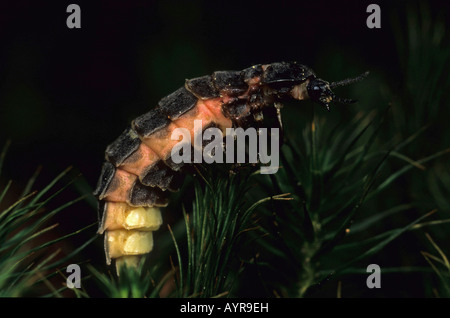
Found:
106,230 -> 154,259
101,203 -> 163,232
125,207 -> 162,231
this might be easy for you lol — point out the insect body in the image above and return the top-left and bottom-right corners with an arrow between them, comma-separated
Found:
94,61 -> 368,271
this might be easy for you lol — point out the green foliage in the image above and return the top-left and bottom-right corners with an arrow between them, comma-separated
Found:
248,109 -> 448,296
88,261 -> 163,298
0,144 -> 95,297
392,3 -> 450,139
170,167 -> 291,297
421,233 -> 450,297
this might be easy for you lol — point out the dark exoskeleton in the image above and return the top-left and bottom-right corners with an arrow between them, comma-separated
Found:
93,61 -> 368,271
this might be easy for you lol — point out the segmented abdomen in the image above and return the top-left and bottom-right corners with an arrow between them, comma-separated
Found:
93,62 -> 312,269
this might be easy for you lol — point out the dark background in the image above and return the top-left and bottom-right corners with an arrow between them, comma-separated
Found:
0,0 -> 449,297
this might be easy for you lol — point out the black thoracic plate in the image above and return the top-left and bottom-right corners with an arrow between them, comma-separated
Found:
132,108 -> 171,138
93,161 -> 116,198
222,99 -> 256,129
105,127 -> 141,166
222,98 -> 248,119
141,160 -> 182,191
157,86 -> 198,120
185,75 -> 219,100
212,71 -> 248,96
129,181 -> 169,207
241,64 -> 263,82
261,62 -> 314,84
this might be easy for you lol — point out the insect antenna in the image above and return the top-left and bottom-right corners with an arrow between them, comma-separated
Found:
329,71 -> 369,89
334,96 -> 357,104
